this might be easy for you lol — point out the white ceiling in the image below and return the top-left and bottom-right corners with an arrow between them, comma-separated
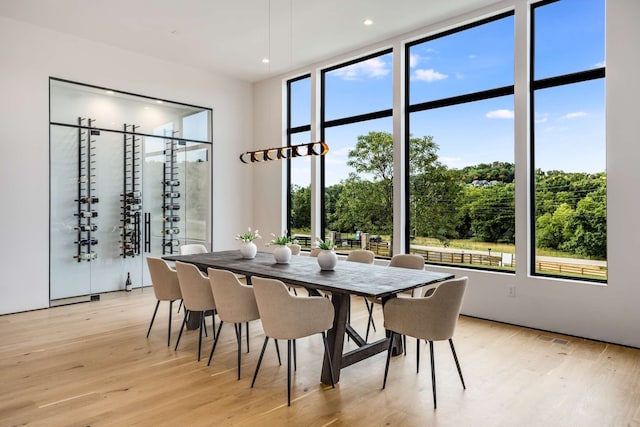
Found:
0,0 -> 504,82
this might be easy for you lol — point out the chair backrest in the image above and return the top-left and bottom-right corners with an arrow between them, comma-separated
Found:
290,244 -> 302,255
175,261 -> 215,312
146,257 -> 182,301
179,244 -> 209,255
383,276 -> 468,341
309,248 -> 322,257
208,268 -> 259,323
251,276 -> 334,340
389,253 -> 424,270
346,249 -> 375,264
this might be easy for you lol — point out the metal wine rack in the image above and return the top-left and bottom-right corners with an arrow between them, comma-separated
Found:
74,117 -> 98,262
162,133 -> 181,254
120,124 -> 142,258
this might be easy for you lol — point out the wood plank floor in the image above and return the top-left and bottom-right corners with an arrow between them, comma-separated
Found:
1,288 -> 639,426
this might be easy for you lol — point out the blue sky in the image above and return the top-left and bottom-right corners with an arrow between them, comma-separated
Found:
291,0 -> 605,187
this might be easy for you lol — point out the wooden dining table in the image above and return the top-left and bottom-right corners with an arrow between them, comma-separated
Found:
163,250 -> 454,384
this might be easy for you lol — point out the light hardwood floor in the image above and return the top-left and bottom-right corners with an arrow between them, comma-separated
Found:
1,288 -> 639,426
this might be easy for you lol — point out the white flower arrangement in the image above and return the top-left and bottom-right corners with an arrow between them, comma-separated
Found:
235,227 -> 261,243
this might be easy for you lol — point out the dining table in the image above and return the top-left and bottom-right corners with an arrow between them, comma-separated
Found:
163,250 -> 454,384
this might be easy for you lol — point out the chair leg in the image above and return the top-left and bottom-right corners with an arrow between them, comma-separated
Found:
416,338 -> 420,373
167,301 -> 173,347
382,331 -> 395,389
274,339 -> 282,365
429,340 -> 437,409
449,338 -> 466,389
197,312 -> 204,361
321,332 -> 335,388
287,339 -> 292,406
246,322 -> 250,352
251,337 -> 269,388
236,323 -> 242,379
174,310 -> 188,351
177,299 -> 183,313
146,300 -> 160,338
207,320 -> 225,366
293,339 -> 297,371
403,335 -> 407,356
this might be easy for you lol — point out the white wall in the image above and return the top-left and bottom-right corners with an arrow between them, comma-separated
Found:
252,0 -> 640,347
0,16 -> 255,314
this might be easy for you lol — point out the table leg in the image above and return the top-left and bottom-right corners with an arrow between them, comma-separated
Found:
321,293 -> 348,384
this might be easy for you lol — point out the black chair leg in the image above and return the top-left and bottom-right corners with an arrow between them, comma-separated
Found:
246,322 -> 250,352
287,339 -> 292,406
174,310 -> 188,351
449,338 -> 466,389
177,299 -> 183,313
146,300 -> 160,338
274,339 -> 282,365
167,300 -> 173,347
322,332 -> 335,388
293,339 -> 297,371
207,320 -> 225,366
237,323 -> 242,379
429,340 -> 437,409
197,313 -> 204,361
251,337 -> 269,388
416,338 -> 420,373
382,331 -> 395,389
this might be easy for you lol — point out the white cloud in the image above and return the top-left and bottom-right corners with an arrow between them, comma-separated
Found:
413,68 -> 448,82
409,53 -> 420,68
562,112 -> 588,119
486,109 -> 514,119
332,57 -> 390,80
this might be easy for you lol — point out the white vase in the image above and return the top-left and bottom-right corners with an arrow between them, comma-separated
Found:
317,249 -> 338,270
239,241 -> 257,259
273,245 -> 292,264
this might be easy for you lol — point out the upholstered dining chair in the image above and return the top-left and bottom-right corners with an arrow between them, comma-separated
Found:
290,243 -> 302,255
250,276 -> 336,406
179,243 -> 208,255
382,276 -> 468,409
146,257 -> 182,346
309,248 -> 322,257
174,261 -> 217,361
207,268 -> 281,379
364,253 -> 425,341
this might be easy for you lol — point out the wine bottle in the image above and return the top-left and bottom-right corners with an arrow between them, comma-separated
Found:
122,191 -> 141,198
165,228 -> 180,235
125,204 -> 141,211
74,224 -> 98,231
74,252 -> 97,261
164,179 -> 180,186
125,272 -> 132,292
75,239 -> 98,246
122,197 -> 141,204
164,204 -> 180,211
76,196 -> 99,204
163,240 -> 179,247
163,192 -> 180,198
163,216 -> 180,223
75,210 -> 98,218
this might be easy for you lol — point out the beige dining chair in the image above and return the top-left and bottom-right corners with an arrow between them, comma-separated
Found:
250,276 -> 335,406
207,268 -> 281,379
382,276 -> 468,409
309,248 -> 322,257
146,257 -> 182,346
290,243 -> 302,255
179,243 -> 208,255
174,261 -> 217,361
365,253 -> 425,341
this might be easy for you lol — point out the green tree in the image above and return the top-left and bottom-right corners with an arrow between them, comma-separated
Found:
290,184 -> 311,231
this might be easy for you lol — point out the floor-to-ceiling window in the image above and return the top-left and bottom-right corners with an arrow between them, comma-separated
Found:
531,0 -> 606,281
321,51 -> 393,256
406,12 -> 515,271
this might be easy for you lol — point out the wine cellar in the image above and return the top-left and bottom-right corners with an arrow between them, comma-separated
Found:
49,78 -> 212,304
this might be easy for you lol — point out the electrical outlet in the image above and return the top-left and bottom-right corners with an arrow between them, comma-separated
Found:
508,286 -> 516,297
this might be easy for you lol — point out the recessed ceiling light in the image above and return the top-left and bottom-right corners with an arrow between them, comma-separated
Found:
363,19 -> 374,26
105,90 -> 114,94
262,58 -> 270,64
156,100 -> 163,104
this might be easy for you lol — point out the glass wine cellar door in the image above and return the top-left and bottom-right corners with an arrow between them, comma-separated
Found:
49,78 -> 212,304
